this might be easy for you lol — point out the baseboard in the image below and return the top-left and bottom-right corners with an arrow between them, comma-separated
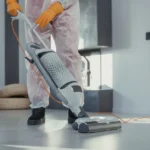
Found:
113,107 -> 150,115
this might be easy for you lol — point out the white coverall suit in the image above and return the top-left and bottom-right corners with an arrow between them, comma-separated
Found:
24,0 -> 83,108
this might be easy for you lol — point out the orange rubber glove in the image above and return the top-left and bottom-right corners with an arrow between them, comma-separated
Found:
35,2 -> 64,29
6,0 -> 22,16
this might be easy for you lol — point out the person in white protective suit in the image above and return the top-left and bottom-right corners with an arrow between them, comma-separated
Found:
6,0 -> 83,125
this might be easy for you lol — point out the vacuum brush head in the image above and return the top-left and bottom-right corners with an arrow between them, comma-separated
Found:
72,116 -> 122,133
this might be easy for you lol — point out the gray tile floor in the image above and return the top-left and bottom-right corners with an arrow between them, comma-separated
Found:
0,109 -> 150,150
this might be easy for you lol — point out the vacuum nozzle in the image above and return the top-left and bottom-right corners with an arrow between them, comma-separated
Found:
73,116 -> 122,133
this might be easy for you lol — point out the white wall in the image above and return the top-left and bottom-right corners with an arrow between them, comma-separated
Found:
0,0 -> 5,87
110,0 -> 150,114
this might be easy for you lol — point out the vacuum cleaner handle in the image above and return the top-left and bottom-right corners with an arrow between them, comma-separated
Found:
11,10 -> 48,49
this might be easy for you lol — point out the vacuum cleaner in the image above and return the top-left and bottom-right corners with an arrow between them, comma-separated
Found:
11,11 -> 122,133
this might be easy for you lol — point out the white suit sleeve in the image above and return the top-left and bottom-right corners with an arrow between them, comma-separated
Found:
58,0 -> 76,9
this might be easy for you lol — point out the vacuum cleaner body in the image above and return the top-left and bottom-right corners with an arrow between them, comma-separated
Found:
26,43 -> 86,118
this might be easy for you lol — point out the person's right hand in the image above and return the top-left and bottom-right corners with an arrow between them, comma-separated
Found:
6,0 -> 22,16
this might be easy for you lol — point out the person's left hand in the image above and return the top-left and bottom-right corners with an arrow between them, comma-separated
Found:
35,2 -> 64,29
35,10 -> 55,29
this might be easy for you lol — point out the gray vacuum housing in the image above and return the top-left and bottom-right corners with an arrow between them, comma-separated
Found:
25,43 -> 122,133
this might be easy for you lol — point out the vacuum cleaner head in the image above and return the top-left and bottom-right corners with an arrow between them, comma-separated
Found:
73,116 -> 122,133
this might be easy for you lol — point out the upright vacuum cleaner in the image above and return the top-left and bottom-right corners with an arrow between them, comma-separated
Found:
11,11 -> 122,133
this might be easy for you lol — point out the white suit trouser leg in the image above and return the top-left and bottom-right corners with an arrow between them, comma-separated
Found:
25,0 -> 83,108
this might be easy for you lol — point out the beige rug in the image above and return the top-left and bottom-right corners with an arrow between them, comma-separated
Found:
0,84 -> 30,110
